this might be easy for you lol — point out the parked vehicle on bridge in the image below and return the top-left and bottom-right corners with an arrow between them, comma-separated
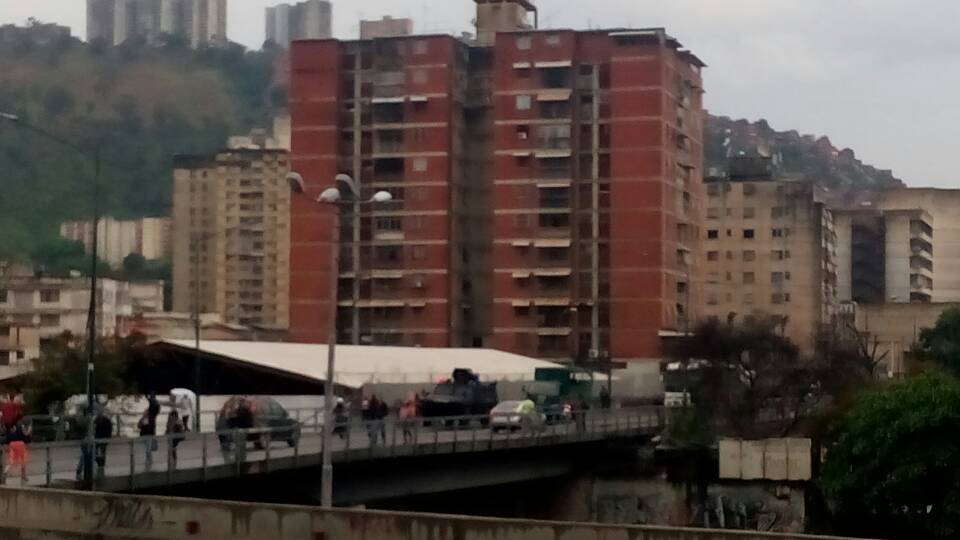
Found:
216,396 -> 301,450
490,400 -> 545,433
420,369 -> 498,426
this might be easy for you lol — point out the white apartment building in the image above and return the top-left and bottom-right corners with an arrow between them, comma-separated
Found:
60,217 -> 172,268
265,0 -> 332,49
0,276 -> 164,340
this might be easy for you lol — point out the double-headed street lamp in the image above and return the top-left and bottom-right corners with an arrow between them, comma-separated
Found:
0,111 -> 102,488
286,171 -> 392,508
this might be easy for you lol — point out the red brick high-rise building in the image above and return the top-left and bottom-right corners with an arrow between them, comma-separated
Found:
489,28 -> 705,363
289,0 -> 705,369
289,33 -> 490,347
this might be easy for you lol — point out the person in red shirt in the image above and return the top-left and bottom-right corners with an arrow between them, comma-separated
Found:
0,394 -> 23,432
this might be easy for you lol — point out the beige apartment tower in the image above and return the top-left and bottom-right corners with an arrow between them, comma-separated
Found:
172,150 -> 291,329
835,207 -> 934,305
702,158 -> 838,350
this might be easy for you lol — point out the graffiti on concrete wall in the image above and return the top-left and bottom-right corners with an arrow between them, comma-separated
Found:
93,497 -> 155,531
594,481 -> 805,533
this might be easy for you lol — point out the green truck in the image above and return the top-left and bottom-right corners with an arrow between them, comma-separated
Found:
525,367 -> 595,423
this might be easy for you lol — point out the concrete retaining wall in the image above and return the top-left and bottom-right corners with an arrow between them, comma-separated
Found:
0,487 -> 871,540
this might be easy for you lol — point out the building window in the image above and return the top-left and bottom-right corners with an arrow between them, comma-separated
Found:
412,68 -> 428,84
40,314 -> 60,327
516,95 -> 532,110
0,289 -> 6,303
707,251 -> 719,262
771,206 -> 793,218
707,229 -> 719,240
375,246 -> 402,263
706,207 -> 719,219
375,217 -> 403,231
413,39 -> 428,55
516,125 -> 530,140
413,157 -> 428,172
742,250 -> 756,262
516,36 -> 531,50
772,228 -> 791,238
743,272 -> 755,284
707,184 -> 720,197
545,34 -> 561,46
744,293 -> 754,305
39,290 -> 60,303
707,272 -> 719,284
743,229 -> 755,239
743,207 -> 755,219
743,184 -> 756,196
771,293 -> 791,304
707,293 -> 719,306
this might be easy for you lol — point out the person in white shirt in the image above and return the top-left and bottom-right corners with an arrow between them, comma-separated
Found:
168,388 -> 197,432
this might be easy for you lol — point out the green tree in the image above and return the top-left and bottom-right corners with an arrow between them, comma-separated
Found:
21,333 -> 154,414
122,252 -> 146,275
667,315 -> 874,440
917,307 -> 960,375
820,372 -> 960,539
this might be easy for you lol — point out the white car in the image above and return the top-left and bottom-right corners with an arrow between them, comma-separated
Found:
490,400 -> 545,433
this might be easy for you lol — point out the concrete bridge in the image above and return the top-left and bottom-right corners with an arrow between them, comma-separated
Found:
0,487 -> 876,540
9,408 -> 661,504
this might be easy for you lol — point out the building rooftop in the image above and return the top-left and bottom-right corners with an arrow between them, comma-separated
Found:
157,340 -> 568,389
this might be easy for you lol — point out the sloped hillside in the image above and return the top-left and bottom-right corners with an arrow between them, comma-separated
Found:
706,116 -> 904,191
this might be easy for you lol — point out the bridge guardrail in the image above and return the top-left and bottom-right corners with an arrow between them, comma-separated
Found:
0,407 -> 664,490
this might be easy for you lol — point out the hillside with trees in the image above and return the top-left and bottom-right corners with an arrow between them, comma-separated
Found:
0,34 -> 284,271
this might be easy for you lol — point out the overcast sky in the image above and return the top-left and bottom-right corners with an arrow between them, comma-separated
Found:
2,0 -> 957,188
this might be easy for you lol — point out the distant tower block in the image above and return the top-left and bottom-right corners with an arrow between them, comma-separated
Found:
474,0 -> 537,46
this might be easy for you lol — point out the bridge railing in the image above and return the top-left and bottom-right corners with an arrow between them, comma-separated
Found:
1,407 -> 664,490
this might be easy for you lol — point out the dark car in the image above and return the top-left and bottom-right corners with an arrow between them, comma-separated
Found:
216,396 -> 301,450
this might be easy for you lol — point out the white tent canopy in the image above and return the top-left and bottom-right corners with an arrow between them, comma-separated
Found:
161,340 -> 569,390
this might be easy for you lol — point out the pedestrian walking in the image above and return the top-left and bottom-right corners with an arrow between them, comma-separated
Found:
169,388 -> 197,432
166,410 -> 185,466
333,400 -> 348,440
4,420 -> 31,484
0,393 -> 23,434
376,398 -> 388,443
363,395 -> 383,445
137,408 -> 158,471
75,407 -> 92,482
399,395 -> 418,444
93,411 -> 114,475
600,387 -> 612,410
575,395 -> 590,433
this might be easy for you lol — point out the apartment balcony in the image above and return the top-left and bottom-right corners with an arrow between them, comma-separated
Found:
372,80 -> 405,100
372,229 -> 405,242
910,219 -> 933,241
910,255 -> 934,277
910,237 -> 933,258
537,327 -> 572,337
372,142 -> 404,156
910,274 -> 933,296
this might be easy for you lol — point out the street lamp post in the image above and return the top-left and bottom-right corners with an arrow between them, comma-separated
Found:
287,171 -> 391,508
0,112 -> 102,489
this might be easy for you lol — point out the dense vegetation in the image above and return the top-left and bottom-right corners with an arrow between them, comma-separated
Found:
0,35 -> 283,270
820,372 -> 960,539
